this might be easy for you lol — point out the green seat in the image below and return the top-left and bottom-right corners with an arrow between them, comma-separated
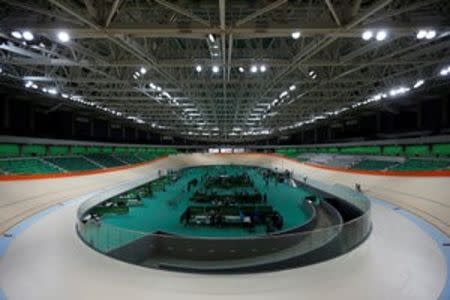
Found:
0,144 -> 20,157
351,160 -> 398,170
48,146 -> 69,156
22,145 -> 46,156
340,146 -> 381,155
405,145 -> 429,157
45,156 -> 99,171
84,154 -> 125,167
0,158 -> 60,174
391,159 -> 449,171
432,144 -> 450,157
383,145 -> 403,156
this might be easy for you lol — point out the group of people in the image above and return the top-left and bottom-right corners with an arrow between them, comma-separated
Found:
261,168 -> 293,186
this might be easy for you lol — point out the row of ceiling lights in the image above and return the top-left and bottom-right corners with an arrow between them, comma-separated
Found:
21,79 -> 154,126
132,67 -> 178,104
249,69 -> 318,120
194,64 -> 268,74
3,31 -> 141,124
361,28 -> 437,41
4,29 -> 198,134
274,60 -> 450,133
289,29 -> 437,41
10,30 -> 70,43
11,34 -> 165,127
280,77 -> 431,132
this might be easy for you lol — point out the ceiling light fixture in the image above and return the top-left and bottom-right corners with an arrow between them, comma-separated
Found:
208,34 -> 215,43
280,91 -> 288,98
362,30 -> 373,41
291,31 -> 301,39
425,30 -> 436,39
47,88 -> 58,95
139,67 -> 147,75
416,29 -> 427,39
212,65 -> 220,73
375,30 -> 387,41
57,31 -> 71,42
250,65 -> 258,73
440,66 -> 450,76
22,31 -> 34,41
196,65 -> 202,72
11,31 -> 22,39
260,65 -> 267,72
238,67 -> 244,73
413,79 -> 425,89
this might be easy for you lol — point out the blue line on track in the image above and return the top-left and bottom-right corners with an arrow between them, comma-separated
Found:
370,197 -> 450,300
0,197 -> 87,300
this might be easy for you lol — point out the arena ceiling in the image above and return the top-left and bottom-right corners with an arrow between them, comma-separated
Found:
0,0 -> 450,142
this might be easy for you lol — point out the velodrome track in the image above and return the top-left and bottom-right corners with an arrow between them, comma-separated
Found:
0,153 -> 449,299
1,153 -> 449,236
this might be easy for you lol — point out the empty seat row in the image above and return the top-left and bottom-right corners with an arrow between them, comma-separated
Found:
44,156 -> 99,171
277,143 -> 450,158
351,160 -> 399,171
0,158 -> 60,175
84,154 -> 125,168
390,159 -> 450,171
0,143 -> 178,158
